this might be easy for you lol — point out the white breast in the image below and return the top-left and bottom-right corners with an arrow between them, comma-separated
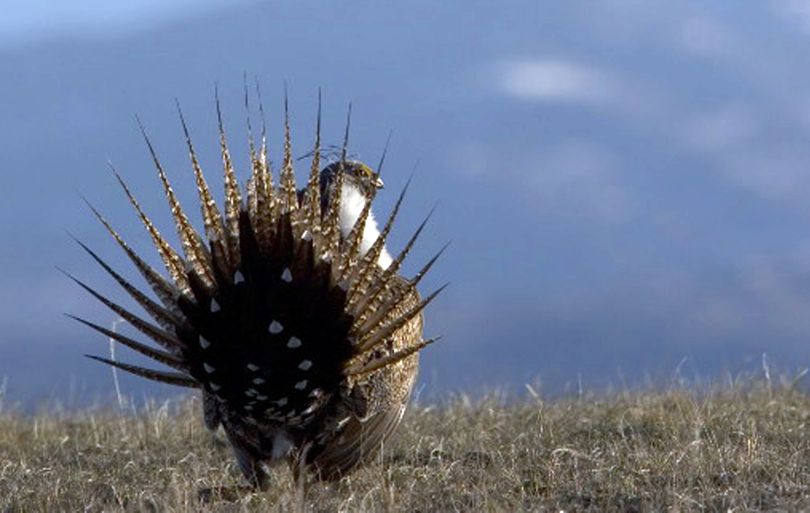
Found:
339,183 -> 393,269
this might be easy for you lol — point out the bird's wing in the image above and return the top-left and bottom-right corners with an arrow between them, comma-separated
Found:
307,402 -> 408,481
306,276 -> 422,480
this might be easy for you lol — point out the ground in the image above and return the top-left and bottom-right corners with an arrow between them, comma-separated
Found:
2,376 -> 810,511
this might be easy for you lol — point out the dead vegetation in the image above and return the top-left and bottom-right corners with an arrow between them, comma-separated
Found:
2,376 -> 810,511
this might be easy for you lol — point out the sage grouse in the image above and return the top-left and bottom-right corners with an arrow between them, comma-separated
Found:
67,94 -> 445,488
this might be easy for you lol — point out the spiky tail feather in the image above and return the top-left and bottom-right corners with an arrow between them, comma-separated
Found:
69,90 -> 445,482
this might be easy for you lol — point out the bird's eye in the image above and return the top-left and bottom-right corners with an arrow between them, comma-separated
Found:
357,163 -> 374,178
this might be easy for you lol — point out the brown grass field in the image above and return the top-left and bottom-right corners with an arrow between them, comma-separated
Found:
2,376 -> 810,512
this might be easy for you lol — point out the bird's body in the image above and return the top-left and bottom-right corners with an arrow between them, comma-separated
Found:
68,95 -> 444,489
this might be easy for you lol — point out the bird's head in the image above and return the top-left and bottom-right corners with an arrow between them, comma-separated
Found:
320,160 -> 384,199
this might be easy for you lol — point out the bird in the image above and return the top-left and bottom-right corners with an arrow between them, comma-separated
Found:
65,91 -> 446,492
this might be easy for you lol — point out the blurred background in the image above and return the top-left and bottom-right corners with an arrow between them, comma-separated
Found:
4,0 -> 810,409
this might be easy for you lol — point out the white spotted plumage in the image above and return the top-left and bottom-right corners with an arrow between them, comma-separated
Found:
69,92 -> 445,491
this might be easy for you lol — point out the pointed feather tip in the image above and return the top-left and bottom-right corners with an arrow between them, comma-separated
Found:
398,159 -> 421,192
71,312 -> 186,367
106,162 -> 131,192
64,229 -> 111,257
134,113 -> 145,133
399,167 -> 417,198
65,314 -> 113,337
409,202 -> 439,240
306,88 -> 322,158
435,240 -> 452,257
316,87 -> 322,128
84,354 -> 124,368
55,265 -> 78,282
105,159 -> 120,177
284,81 -> 290,118
77,187 -> 111,221
58,266 -> 108,302
243,71 -> 250,110
62,227 -> 81,244
313,89 -> 322,149
83,354 -> 198,387
63,312 -> 83,323
71,185 -> 93,209
66,313 -> 115,335
413,240 -> 452,282
134,115 -> 162,165
215,83 -> 227,135
430,281 -> 451,298
340,102 -> 353,161
243,76 -> 257,152
65,233 -> 101,260
390,174 -> 413,209
427,199 -> 440,217
395,201 -> 439,258
254,76 -> 267,140
426,335 -> 443,345
376,130 -> 393,177
175,99 -> 195,144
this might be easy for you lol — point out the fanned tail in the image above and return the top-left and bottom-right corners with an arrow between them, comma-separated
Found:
68,88 -> 445,482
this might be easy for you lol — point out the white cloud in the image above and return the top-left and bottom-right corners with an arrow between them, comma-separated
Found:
493,56 -> 679,130
498,59 -> 616,104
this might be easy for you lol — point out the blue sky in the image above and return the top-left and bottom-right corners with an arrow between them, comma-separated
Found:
0,0 -> 254,44
4,1 -> 810,407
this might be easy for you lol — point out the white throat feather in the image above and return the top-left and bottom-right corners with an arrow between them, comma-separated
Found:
339,182 -> 393,269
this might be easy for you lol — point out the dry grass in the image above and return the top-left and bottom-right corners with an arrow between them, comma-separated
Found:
3,377 -> 810,512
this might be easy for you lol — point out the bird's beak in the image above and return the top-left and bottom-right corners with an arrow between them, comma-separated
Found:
375,176 -> 384,189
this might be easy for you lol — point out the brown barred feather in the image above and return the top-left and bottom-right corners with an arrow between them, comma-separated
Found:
346,176 -> 410,308
70,235 -> 180,332
85,355 -> 198,388
64,270 -> 186,353
352,206 -> 435,324
338,190 -> 376,284
215,92 -> 243,271
355,283 -> 447,354
137,119 -> 215,287
279,93 -> 299,215
177,102 -> 230,270
68,315 -> 187,371
82,198 -> 182,314
301,92 -> 323,238
110,167 -> 191,294
346,337 -> 438,377
321,165 -> 344,268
